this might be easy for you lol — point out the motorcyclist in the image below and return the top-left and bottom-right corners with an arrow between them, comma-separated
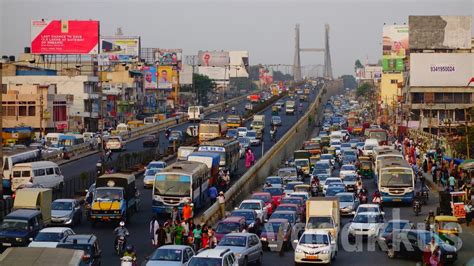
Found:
358,187 -> 368,204
264,182 -> 272,188
270,126 -> 277,141
372,190 -> 383,210
298,103 -> 303,114
122,244 -> 137,266
425,210 -> 436,231
231,106 -> 236,114
114,221 -> 130,251
311,176 -> 319,196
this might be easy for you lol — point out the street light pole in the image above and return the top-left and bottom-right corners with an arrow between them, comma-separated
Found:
465,108 -> 470,159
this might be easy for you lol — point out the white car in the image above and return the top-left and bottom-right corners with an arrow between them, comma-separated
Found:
237,127 -> 248,137
106,136 -> 125,151
246,130 -> 261,146
238,199 -> 268,221
323,178 -> 343,194
339,164 -> 357,179
145,245 -> 195,266
28,227 -> 75,248
294,230 -> 337,265
348,212 -> 385,242
188,248 -> 238,266
354,204 -> 384,216
143,168 -> 159,188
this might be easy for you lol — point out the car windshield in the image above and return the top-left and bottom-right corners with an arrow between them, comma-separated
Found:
218,236 -> 246,247
337,194 -> 353,202
271,213 -> 295,223
277,206 -> 297,212
150,248 -> 182,261
344,175 -> 357,181
240,202 -> 261,210
383,221 -> 410,233
264,188 -> 284,196
238,137 -> 250,145
145,169 -> 157,176
189,258 -> 222,266
353,214 -> 383,223
290,194 -> 307,200
251,195 -> 270,202
94,188 -> 123,201
321,155 -> 332,160
216,222 -> 240,234
327,187 -> 345,195
247,132 -> 257,138
307,217 -> 334,229
299,234 -> 329,245
278,169 -> 296,177
318,175 -> 329,181
231,211 -> 254,220
326,179 -> 341,185
315,163 -> 329,170
267,178 -> 281,184
52,201 -> 73,211
0,219 -> 28,231
280,198 -> 302,205
238,128 -> 247,132
34,232 -> 64,242
341,165 -> 356,171
344,151 -> 356,156
358,206 -> 379,213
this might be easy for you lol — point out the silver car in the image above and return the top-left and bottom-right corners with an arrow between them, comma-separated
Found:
216,233 -> 263,266
145,245 -> 195,266
336,192 -> 359,216
50,199 -> 82,226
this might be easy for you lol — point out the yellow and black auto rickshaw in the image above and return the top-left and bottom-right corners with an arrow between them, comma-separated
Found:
358,156 -> 373,178
272,105 -> 279,115
433,215 -> 461,246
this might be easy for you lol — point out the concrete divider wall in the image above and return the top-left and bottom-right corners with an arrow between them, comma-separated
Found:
198,81 -> 342,226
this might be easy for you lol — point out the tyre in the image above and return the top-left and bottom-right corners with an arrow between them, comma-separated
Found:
243,257 -> 248,266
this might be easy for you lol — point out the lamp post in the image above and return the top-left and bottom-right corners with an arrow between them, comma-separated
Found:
465,108 -> 471,159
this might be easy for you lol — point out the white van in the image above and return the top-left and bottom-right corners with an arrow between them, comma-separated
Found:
363,138 -> 380,156
188,106 -> 205,122
45,133 -> 64,147
11,161 -> 64,191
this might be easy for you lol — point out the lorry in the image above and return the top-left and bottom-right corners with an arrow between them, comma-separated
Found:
294,150 -> 312,176
306,197 -> 340,238
13,188 -> 52,225
285,100 -> 296,115
0,247 -> 86,266
89,173 -> 139,225
251,115 -> 266,139
226,115 -> 243,128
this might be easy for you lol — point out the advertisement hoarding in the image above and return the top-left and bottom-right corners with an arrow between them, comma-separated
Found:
142,66 -> 157,89
31,20 -> 99,54
198,51 -> 230,67
259,67 -> 273,85
197,66 -> 229,81
155,49 -> 182,68
100,37 -> 140,56
98,54 -> 136,66
410,53 -> 474,87
157,66 -> 175,89
382,25 -> 409,60
382,58 -> 405,72
409,16 -> 472,50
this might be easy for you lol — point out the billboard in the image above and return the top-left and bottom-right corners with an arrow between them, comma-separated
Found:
142,66 -> 157,89
382,25 -> 409,60
157,66 -> 175,89
198,51 -> 230,67
409,16 -> 472,50
155,49 -> 182,67
259,67 -> 273,85
100,37 -> 140,56
31,20 -> 99,54
198,66 -> 229,80
410,53 -> 474,87
382,58 -> 405,72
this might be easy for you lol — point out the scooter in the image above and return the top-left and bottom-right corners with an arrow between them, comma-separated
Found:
413,199 -> 421,216
115,236 -> 127,256
121,256 -> 137,266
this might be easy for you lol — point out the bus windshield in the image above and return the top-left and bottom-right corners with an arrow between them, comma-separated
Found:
369,131 -> 387,142
154,174 -> 191,197
199,124 -> 220,134
380,169 -> 413,187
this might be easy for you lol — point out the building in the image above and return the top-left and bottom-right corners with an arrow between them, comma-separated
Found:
380,72 -> 403,107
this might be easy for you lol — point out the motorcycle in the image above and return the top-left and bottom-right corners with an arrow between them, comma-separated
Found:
413,199 -> 421,216
311,183 -> 319,196
115,236 -> 127,256
270,130 -> 276,142
121,256 -> 137,266
421,190 -> 429,205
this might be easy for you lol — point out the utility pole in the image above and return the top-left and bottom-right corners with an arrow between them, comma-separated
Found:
465,108 -> 470,159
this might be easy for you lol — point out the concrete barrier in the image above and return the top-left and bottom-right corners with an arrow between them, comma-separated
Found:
197,81 -> 342,226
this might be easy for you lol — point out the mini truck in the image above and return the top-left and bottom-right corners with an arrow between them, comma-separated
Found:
285,100 -> 296,115
89,173 -> 139,224
294,150 -> 312,176
251,115 -> 266,139
306,197 -> 340,238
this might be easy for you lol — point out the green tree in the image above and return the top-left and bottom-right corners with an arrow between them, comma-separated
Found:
249,65 -> 260,81
273,70 -> 293,81
193,73 -> 215,106
341,75 -> 357,90
356,82 -> 373,98
355,59 -> 364,69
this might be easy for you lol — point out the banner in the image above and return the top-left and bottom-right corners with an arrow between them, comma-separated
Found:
98,54 -> 135,66
100,37 -> 140,56
31,20 -> 99,54
142,66 -> 157,89
382,58 -> 405,72
382,25 -> 409,60
158,66 -> 174,89
144,90 -> 158,113
198,51 -> 230,67
155,49 -> 182,67
259,68 -> 273,85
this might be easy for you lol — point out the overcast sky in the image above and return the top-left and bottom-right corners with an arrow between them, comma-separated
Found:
0,0 -> 472,76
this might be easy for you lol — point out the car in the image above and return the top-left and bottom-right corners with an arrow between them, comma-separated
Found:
313,161 -> 333,176
294,230 -> 337,265
56,234 -> 102,266
50,199 -> 82,226
226,129 -> 239,139
348,212 -> 385,242
276,203 -> 301,218
245,103 -> 254,111
215,217 -> 247,243
280,197 -> 305,216
188,247 -> 238,266
0,209 -> 44,247
145,245 -> 195,266
143,135 -> 159,147
269,210 -> 298,226
386,229 -> 457,264
339,164 -> 357,179
246,130 -> 261,146
237,127 -> 248,137
275,100 -> 285,110
106,136 -> 125,151
336,192 -> 359,216
216,233 -> 263,266
262,187 -> 285,207
284,181 -> 303,195
169,130 -> 184,144
271,116 -> 282,126
28,227 -> 75,248
330,140 -> 341,149
278,167 -> 299,183
238,199 -> 268,221
265,176 -> 284,188
146,160 -> 167,170
354,204 -> 384,216
342,155 -> 357,165
376,219 -> 412,249
249,192 -> 274,216
325,184 -> 346,197
230,210 -> 258,226
341,143 -> 352,150
342,173 -> 358,192
349,139 -> 359,149
260,219 -> 292,251
323,177 -> 343,194
143,168 -> 159,188
289,191 -> 310,201
319,153 -> 335,165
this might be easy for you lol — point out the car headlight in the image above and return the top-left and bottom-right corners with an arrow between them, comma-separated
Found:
64,218 -> 73,225
15,238 -> 23,242
235,253 -> 242,258
320,248 -> 330,254
295,247 -> 303,253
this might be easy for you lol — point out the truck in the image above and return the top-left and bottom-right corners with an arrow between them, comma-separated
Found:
285,100 -> 296,115
13,188 -> 52,225
306,197 -> 340,238
251,115 -> 265,139
226,115 -> 243,128
89,173 -> 139,225
0,247 -> 86,266
294,150 -> 311,176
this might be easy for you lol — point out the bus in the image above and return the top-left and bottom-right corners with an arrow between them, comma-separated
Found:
2,148 -> 41,189
188,106 -> 205,122
373,148 -> 404,176
152,161 -> 210,214
377,158 -> 415,203
57,134 -> 85,148
187,152 -> 220,185
366,129 -> 388,145
45,133 -> 64,147
198,138 -> 240,176
198,119 -> 227,143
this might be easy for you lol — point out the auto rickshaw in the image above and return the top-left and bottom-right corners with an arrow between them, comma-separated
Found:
294,184 -> 311,193
450,191 -> 467,220
326,147 -> 336,157
432,216 -> 461,246
358,156 -> 373,178
309,155 -> 320,169
320,136 -> 330,148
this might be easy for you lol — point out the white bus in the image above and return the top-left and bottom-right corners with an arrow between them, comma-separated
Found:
377,158 -> 415,203
188,106 -> 205,122
45,133 -> 64,147
152,161 -> 210,214
198,138 -> 240,176
11,161 -> 64,192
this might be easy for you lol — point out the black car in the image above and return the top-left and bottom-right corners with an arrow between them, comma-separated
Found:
386,229 -> 457,264
57,234 -> 102,266
143,135 -> 159,147
0,209 -> 44,248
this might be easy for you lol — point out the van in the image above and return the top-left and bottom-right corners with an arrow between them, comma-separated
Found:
45,133 -> 64,147
188,106 -> 205,122
57,134 -> 85,148
363,138 -> 379,156
0,209 -> 44,247
11,161 -> 64,192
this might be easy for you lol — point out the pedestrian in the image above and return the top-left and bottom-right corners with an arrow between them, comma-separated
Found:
97,135 -> 102,151
187,219 -> 196,246
182,220 -> 189,245
171,206 -> 181,224
419,172 -> 426,191
465,201 -> 473,227
222,171 -> 230,191
217,191 -> 226,218
128,127 -> 132,139
208,227 -> 217,248
174,220 -> 184,245
201,224 -> 209,248
245,149 -> 252,168
208,185 -> 218,204
193,224 -> 202,251
176,116 -> 180,125
99,150 -> 105,164
182,203 -> 193,220
149,215 -> 160,246
106,149 -> 113,162
164,222 -> 172,245
157,222 -> 166,247
448,174 -> 456,192
250,149 -> 255,165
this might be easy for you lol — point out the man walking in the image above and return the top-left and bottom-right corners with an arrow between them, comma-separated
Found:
217,191 -> 225,218
208,185 -> 218,204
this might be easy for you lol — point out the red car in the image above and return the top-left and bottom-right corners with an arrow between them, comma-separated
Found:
262,187 -> 285,207
215,216 -> 246,242
250,192 -> 274,216
280,197 -> 305,218
276,203 -> 304,222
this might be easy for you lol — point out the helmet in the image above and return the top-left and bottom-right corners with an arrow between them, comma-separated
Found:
125,244 -> 134,252
120,221 -> 125,227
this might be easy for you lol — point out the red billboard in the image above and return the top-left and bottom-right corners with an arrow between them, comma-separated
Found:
31,20 -> 99,54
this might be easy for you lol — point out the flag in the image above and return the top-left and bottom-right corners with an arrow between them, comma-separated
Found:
467,77 -> 474,86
